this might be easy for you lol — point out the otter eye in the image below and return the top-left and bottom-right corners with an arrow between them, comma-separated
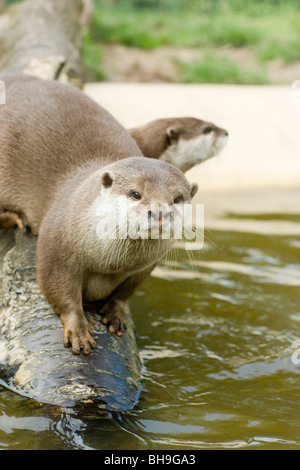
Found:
174,195 -> 183,204
130,190 -> 141,201
203,126 -> 213,134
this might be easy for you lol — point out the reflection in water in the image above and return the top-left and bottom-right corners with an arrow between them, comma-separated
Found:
0,191 -> 300,449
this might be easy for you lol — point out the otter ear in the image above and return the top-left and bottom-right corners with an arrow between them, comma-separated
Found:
190,182 -> 198,199
101,170 -> 114,188
166,127 -> 179,144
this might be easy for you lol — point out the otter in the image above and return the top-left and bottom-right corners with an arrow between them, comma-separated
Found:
129,117 -> 228,173
0,74 -> 198,355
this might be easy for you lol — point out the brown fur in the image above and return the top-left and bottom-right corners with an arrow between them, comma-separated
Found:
0,74 -> 198,355
0,73 -> 142,236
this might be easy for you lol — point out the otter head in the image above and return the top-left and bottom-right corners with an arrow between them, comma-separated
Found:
96,157 -> 198,268
161,117 -> 228,172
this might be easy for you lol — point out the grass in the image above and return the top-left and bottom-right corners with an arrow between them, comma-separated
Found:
177,52 -> 270,85
257,35 -> 300,62
89,9 -> 265,50
88,5 -> 300,60
83,2 -> 300,83
82,30 -> 107,81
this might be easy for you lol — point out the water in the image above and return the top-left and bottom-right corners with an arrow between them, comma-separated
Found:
0,189 -> 299,450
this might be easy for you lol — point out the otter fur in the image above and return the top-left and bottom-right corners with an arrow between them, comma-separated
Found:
0,74 -> 198,355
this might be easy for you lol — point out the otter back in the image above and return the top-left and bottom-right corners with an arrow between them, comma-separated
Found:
0,74 -> 198,356
0,74 -> 142,232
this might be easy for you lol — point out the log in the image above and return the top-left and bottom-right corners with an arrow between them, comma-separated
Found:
0,0 -> 143,411
0,0 -> 93,86
0,229 -> 142,410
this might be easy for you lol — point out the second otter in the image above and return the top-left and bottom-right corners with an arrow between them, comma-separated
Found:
129,117 -> 228,173
0,74 -> 198,355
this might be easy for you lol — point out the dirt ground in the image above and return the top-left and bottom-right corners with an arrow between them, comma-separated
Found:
101,44 -> 300,85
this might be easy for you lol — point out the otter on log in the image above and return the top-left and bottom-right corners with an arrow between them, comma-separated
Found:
0,74 -> 198,355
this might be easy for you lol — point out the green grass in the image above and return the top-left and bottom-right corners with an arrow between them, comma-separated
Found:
89,5 -> 300,60
257,35 -> 300,62
89,9 -> 265,50
177,52 -> 270,85
83,2 -> 300,83
82,30 -> 107,81
89,8 -> 175,49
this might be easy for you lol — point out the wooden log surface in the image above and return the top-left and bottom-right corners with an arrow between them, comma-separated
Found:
0,0 -> 92,86
0,230 -> 142,410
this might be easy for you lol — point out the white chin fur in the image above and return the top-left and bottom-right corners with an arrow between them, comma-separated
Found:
89,195 -> 176,242
214,135 -> 228,155
160,133 -> 227,172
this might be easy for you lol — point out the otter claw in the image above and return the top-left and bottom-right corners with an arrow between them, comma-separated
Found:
99,299 -> 127,336
62,316 -> 97,355
101,312 -> 127,336
63,330 -> 96,355
99,301 -> 127,336
108,322 -> 126,336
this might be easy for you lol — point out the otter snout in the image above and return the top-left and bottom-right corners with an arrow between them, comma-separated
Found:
214,127 -> 229,154
147,208 -> 173,225
126,202 -> 177,240
146,207 -> 173,237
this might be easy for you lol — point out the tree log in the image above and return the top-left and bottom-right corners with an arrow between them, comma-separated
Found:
0,229 -> 142,410
0,0 -> 93,86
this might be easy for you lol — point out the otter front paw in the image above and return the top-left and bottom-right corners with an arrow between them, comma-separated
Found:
61,313 -> 97,355
99,300 -> 127,336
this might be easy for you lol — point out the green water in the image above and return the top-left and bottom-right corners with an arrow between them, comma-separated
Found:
0,190 -> 300,450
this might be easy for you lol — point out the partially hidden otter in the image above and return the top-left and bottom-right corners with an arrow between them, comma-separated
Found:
0,74 -> 198,355
129,117 -> 228,173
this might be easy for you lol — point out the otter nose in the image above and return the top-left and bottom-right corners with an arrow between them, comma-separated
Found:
148,209 -> 170,224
